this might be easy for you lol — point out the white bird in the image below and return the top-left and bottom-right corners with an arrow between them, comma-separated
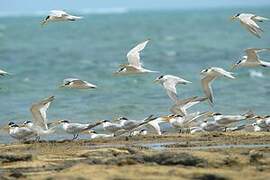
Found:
41,10 -> 83,25
117,115 -> 157,131
170,96 -> 207,116
154,75 -> 192,102
232,48 -> 270,69
60,78 -> 97,89
58,120 -> 104,140
130,129 -> 147,136
255,115 -> 270,129
231,13 -> 269,38
251,123 -> 268,132
0,69 -> 9,76
88,130 -> 114,139
115,40 -> 158,74
8,122 -> 38,141
101,120 -> 124,135
163,112 -> 211,132
200,67 -> 235,105
200,120 -> 224,132
209,112 -> 253,126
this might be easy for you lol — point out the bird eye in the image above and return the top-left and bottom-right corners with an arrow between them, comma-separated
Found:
158,75 -> 164,79
236,13 -> 240,17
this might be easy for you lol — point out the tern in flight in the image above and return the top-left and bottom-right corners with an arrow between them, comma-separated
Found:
200,67 -> 235,105
232,48 -> 270,69
154,75 -> 191,103
231,13 -> 269,38
60,78 -> 97,89
41,10 -> 83,25
115,40 -> 158,74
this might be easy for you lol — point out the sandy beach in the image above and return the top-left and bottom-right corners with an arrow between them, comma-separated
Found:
1,132 -> 270,180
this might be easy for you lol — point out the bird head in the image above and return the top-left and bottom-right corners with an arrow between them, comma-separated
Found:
8,122 -> 18,128
230,13 -> 241,21
41,16 -> 50,26
89,130 -> 97,134
117,117 -> 128,121
200,68 -> 210,75
58,120 -> 69,124
154,75 -> 164,83
23,120 -> 32,126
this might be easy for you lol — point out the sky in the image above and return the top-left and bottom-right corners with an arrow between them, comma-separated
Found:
1,0 -> 270,15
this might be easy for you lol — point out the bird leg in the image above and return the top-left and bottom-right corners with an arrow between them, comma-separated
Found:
35,136 -> 40,142
72,134 -> 79,140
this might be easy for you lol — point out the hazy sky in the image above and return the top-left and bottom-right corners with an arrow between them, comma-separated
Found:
1,0 -> 270,15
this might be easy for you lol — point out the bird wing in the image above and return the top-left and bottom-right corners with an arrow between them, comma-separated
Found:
126,40 -> 149,68
30,96 -> 54,130
163,79 -> 178,102
50,10 -> 68,17
201,75 -> 216,105
212,67 -> 235,79
245,48 -> 263,63
251,16 -> 269,22
163,76 -> 190,102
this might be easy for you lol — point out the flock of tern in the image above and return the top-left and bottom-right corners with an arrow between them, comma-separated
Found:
1,10 -> 270,142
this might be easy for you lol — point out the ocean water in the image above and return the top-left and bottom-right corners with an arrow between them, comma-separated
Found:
0,7 -> 270,142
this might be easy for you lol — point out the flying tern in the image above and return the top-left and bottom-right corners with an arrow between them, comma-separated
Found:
154,75 -> 192,102
231,13 -> 269,38
41,10 -> 83,25
200,67 -> 235,105
115,40 -> 158,74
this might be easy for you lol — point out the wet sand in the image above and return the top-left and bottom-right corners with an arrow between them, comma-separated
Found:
1,132 -> 270,180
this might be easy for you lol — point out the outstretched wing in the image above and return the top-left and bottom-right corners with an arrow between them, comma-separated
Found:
212,67 -> 235,79
201,75 -> 215,105
30,96 -> 54,130
126,40 -> 149,68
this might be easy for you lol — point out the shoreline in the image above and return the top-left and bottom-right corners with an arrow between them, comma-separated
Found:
1,132 -> 270,179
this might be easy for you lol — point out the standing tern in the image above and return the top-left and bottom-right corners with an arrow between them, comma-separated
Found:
170,96 -> 207,116
101,120 -> 124,135
231,13 -> 269,38
60,78 -> 97,89
58,120 -> 105,140
8,122 -> 38,141
41,10 -> 83,25
208,112 -> 254,126
154,75 -> 192,103
200,67 -> 235,105
232,48 -> 270,69
115,40 -> 158,74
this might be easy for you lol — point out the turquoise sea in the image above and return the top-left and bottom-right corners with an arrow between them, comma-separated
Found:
0,7 -> 270,142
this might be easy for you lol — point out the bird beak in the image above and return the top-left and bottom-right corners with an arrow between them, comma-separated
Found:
230,16 -> 236,21
230,64 -> 237,71
40,20 -> 47,26
160,115 -> 172,122
0,125 -> 9,131
153,79 -> 159,83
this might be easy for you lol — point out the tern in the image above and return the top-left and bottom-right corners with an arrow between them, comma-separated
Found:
117,115 -> 157,131
231,13 -> 269,38
163,112 -> 211,132
254,115 -> 270,129
200,120 -> 224,132
60,78 -> 97,89
232,48 -> 270,69
170,96 -> 207,116
101,120 -> 124,135
23,96 -> 58,140
88,130 -> 114,139
8,122 -> 38,141
154,75 -> 192,102
58,120 -> 105,140
41,10 -> 83,25
200,67 -> 235,105
115,40 -> 158,74
208,112 -> 254,126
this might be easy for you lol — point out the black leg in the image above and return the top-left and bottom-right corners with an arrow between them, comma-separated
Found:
35,136 -> 40,142
72,134 -> 79,140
